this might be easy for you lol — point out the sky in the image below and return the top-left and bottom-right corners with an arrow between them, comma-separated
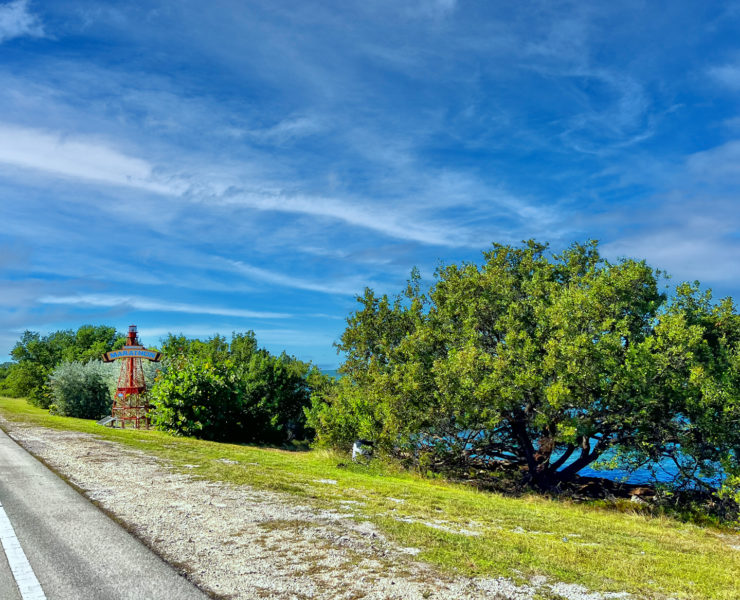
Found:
0,0 -> 739,368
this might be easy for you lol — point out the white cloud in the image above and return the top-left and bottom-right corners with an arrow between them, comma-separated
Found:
249,115 -> 325,144
0,121 -> 543,249
37,294 -> 291,320
0,123 -> 178,194
709,64 -> 740,90
598,139 -> 740,289
686,139 -> 740,181
217,189 -> 479,247
602,229 -> 740,285
0,0 -> 44,43
223,259 -> 367,296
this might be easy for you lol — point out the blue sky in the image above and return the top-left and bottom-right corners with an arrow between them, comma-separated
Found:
1,0 -> 739,368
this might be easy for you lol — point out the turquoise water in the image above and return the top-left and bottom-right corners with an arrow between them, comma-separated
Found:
573,457 -> 682,486
557,445 -> 723,487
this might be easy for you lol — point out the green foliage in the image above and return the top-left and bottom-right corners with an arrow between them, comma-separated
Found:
5,326 -> 125,407
241,351 -> 310,443
149,357 -> 244,441
159,331 -> 258,364
49,360 -> 114,419
0,362 -> 13,396
151,332 -> 332,443
308,240 -> 740,499
627,284 -> 740,504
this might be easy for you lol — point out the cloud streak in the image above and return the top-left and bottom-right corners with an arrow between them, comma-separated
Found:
221,258 -> 370,296
216,190 -> 482,247
0,121 -> 545,250
0,0 -> 44,43
38,294 -> 291,320
709,64 -> 740,90
0,123 -> 179,194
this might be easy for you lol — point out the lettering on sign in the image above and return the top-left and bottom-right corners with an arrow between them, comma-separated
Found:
103,346 -> 161,363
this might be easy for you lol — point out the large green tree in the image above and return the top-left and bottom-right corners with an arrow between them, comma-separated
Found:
308,241 -> 740,493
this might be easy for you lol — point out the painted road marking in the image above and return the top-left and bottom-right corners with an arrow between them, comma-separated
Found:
0,500 -> 46,600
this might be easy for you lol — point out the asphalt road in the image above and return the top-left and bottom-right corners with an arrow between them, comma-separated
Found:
0,428 -> 211,600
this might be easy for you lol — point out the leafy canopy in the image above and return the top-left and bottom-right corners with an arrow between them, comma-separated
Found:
308,240 -> 740,495
5,325 -> 125,407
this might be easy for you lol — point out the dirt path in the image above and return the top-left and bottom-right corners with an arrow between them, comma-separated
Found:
0,420 -> 631,600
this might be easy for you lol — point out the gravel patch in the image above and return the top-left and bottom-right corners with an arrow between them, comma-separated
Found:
1,420 -> 634,600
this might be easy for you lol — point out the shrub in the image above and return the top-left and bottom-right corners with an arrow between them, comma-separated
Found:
150,358 -> 244,441
49,360 -> 113,419
150,337 -> 333,444
240,351 -> 316,443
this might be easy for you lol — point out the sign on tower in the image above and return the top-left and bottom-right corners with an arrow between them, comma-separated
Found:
102,325 -> 161,428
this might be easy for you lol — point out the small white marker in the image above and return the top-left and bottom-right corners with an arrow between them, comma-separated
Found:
0,500 -> 46,600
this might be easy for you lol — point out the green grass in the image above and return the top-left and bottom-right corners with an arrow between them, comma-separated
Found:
1,396 -> 738,600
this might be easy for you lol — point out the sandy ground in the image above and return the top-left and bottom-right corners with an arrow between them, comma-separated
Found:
0,419 -> 634,600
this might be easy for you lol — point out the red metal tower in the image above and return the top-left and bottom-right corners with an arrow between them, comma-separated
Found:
102,325 -> 161,429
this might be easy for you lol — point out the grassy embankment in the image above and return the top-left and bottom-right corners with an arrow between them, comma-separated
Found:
0,396 -> 738,600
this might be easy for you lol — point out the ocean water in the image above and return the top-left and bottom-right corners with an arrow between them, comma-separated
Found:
573,457 -> 682,486
557,445 -> 723,488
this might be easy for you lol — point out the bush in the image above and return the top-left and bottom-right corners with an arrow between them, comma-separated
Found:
240,352 -> 317,443
150,358 -> 244,441
150,333 -> 333,444
49,361 -> 113,419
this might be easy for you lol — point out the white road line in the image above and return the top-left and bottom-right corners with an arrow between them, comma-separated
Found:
0,501 -> 46,600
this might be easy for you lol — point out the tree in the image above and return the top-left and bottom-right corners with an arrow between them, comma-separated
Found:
0,362 -> 13,396
308,240 -> 740,493
5,326 -> 125,407
8,330 -> 75,405
622,284 -> 740,500
240,351 -> 327,443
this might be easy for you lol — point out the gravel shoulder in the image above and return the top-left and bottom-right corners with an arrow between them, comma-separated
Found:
0,419 -> 633,600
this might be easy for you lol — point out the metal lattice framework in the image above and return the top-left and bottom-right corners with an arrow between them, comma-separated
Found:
102,325 -> 161,429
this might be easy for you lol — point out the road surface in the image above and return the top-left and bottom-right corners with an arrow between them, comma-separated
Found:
0,428 -> 211,600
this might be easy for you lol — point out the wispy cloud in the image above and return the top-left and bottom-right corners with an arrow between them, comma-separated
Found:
709,64 -> 740,90
38,294 -> 291,320
222,259 -> 367,295
405,0 -> 458,19
215,189 -> 480,247
0,123 -> 178,194
599,139 -> 740,287
603,227 -> 740,285
0,119 -> 547,249
687,139 -> 740,182
0,0 -> 44,43
248,115 -> 326,144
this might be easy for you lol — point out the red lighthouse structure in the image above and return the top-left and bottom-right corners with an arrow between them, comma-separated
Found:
102,325 -> 161,428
